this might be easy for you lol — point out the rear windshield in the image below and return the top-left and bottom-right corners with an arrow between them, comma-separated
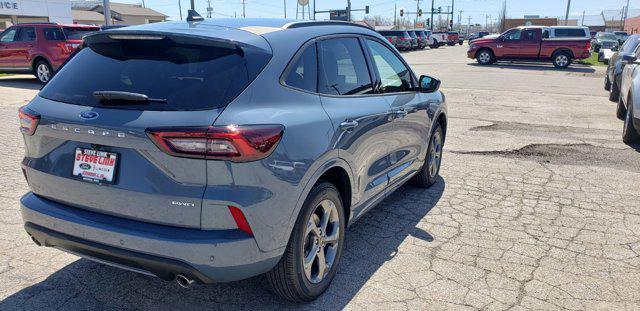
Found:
415,31 -> 426,36
39,38 -> 270,111
62,27 -> 99,40
408,31 -> 417,38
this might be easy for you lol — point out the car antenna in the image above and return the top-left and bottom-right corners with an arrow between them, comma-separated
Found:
187,10 -> 204,22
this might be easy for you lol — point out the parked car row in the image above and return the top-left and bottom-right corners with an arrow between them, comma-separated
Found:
604,34 -> 640,144
468,26 -> 592,69
378,30 -> 461,52
0,22 -> 101,83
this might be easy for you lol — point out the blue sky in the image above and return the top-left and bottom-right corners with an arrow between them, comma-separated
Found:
118,0 -> 634,24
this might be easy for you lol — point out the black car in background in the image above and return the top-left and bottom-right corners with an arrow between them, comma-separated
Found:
605,34 -> 640,103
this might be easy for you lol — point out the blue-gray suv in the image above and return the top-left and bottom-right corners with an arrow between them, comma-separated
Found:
18,17 -> 447,302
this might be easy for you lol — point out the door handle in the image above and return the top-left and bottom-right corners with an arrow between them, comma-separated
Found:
339,120 -> 359,131
393,108 -> 408,119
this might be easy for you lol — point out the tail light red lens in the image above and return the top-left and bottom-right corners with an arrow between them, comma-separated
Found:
57,42 -> 80,54
18,106 -> 40,136
146,124 -> 284,162
387,37 -> 393,43
228,205 -> 253,236
586,40 -> 591,50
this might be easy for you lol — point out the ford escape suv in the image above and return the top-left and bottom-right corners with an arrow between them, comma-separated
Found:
19,17 -> 447,302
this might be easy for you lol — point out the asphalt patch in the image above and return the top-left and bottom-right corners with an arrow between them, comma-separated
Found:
452,143 -> 640,173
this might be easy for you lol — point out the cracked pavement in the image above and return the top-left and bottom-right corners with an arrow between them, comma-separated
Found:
1,45 -> 639,310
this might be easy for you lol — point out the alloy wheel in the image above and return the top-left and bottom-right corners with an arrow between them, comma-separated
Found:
37,64 -> 51,83
479,52 -> 491,64
302,199 -> 340,284
428,130 -> 443,178
556,55 -> 569,67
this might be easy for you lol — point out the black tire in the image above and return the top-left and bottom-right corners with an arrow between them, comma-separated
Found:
552,51 -> 571,69
34,59 -> 53,84
459,42 -> 463,45
604,75 -> 611,91
430,40 -> 439,48
609,80 -> 619,102
622,98 -> 640,144
266,181 -> 346,302
411,123 -> 444,188
476,49 -> 494,65
617,96 -> 627,120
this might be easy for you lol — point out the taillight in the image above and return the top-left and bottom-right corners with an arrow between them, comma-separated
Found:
146,124 -> 284,162
57,42 -> 79,53
387,37 -> 393,43
228,205 -> 253,236
586,40 -> 591,50
18,106 -> 40,136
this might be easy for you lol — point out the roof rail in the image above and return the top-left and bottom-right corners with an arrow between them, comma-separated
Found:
16,22 -> 59,25
284,20 -> 372,31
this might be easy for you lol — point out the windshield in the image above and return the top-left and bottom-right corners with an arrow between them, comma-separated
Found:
40,39 -> 270,111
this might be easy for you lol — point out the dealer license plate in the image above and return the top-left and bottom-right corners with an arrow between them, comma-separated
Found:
72,148 -> 118,183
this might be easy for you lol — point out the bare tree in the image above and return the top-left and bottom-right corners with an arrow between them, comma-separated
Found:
497,0 -> 507,32
364,15 -> 393,27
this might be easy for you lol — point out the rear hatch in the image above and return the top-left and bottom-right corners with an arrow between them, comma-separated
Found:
21,27 -> 271,228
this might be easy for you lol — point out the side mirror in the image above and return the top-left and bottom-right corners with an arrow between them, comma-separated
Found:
621,54 -> 637,65
419,75 -> 441,93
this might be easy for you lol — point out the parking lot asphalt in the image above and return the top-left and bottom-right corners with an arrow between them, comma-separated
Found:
1,45 -> 639,310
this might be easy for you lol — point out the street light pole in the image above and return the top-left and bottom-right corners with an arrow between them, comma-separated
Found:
103,0 -> 111,25
564,0 -> 571,26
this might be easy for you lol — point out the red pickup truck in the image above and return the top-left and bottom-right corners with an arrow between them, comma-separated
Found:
467,26 -> 591,69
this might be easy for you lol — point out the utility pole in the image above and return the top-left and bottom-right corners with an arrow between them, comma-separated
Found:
564,0 -> 571,26
241,0 -> 246,18
284,0 -> 287,18
394,3 -> 397,29
468,15 -> 472,35
347,0 -> 351,22
190,0 -> 195,11
415,0 -> 421,28
103,0 -> 111,25
623,0 -> 631,30
450,0 -> 454,31
206,0 -> 212,18
430,0 -> 434,31
458,10 -> 463,30
178,0 -> 182,20
141,0 -> 145,8
485,14 -> 488,31
581,10 -> 585,26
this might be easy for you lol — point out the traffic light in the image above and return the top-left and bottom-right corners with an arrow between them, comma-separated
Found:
426,18 -> 430,26
365,5 -> 369,14
399,9 -> 404,17
418,9 -> 422,17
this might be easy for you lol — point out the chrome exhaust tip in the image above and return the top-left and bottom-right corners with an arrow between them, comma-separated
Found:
176,274 -> 194,288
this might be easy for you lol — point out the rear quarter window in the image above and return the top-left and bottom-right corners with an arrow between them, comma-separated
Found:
43,28 -> 65,41
553,28 -> 587,38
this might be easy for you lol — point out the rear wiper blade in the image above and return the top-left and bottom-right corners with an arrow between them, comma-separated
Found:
93,91 -> 167,104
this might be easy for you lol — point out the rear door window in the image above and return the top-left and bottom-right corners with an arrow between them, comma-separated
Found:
283,43 -> 317,92
43,28 -> 65,41
318,37 -> 373,96
40,38 -> 271,111
16,27 -> 36,41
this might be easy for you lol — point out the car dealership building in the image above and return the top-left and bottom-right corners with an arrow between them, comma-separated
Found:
0,0 -> 72,29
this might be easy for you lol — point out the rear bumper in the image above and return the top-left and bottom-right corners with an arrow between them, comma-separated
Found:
20,192 -> 281,283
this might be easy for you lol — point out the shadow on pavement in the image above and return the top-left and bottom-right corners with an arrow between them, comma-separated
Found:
0,179 -> 445,310
468,62 -> 597,73
0,77 -> 42,91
